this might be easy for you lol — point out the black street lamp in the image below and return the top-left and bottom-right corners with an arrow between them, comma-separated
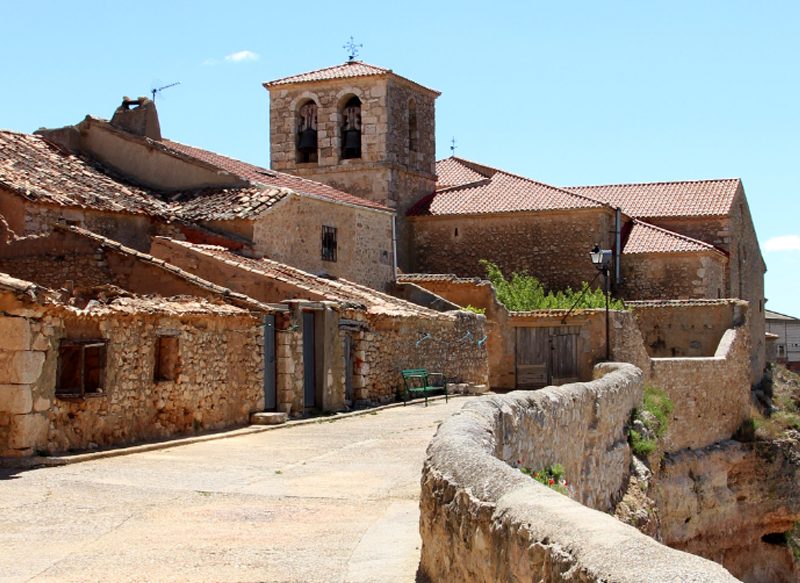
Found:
589,245 -> 613,361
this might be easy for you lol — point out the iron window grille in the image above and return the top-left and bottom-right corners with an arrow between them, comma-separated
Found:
56,340 -> 107,398
322,225 -> 337,262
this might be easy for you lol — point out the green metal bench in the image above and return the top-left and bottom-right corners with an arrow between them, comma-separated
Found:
401,368 -> 448,406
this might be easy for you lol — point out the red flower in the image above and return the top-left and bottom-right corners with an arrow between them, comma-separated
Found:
548,479 -> 555,485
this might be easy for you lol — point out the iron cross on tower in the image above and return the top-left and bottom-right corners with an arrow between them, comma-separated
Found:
450,137 -> 457,154
343,36 -> 363,62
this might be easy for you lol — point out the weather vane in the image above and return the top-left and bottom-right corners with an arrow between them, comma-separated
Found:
343,36 -> 363,62
450,137 -> 457,154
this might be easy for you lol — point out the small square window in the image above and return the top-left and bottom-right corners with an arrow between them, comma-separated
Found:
154,335 -> 180,382
322,225 -> 337,262
56,340 -> 107,398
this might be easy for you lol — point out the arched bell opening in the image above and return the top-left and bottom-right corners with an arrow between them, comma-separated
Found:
340,95 -> 362,159
296,99 -> 318,164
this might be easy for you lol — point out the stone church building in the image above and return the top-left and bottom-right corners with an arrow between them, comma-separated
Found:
262,59 -> 766,382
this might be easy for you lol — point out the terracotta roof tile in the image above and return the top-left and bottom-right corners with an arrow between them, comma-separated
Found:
0,130 -> 171,217
167,240 -> 450,318
162,139 -> 390,212
265,61 -> 440,95
435,157 -> 493,189
266,61 -> 391,86
563,179 -> 740,218
409,157 -> 602,217
623,220 -> 723,255
168,186 -> 289,221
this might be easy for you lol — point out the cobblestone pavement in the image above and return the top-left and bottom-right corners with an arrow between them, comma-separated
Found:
0,397 -> 475,583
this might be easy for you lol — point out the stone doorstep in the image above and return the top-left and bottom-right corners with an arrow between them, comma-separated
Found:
249,411 -> 289,426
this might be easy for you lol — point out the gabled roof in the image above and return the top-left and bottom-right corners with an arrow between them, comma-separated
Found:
623,219 -> 725,256
0,130 -> 171,218
264,60 -> 440,95
409,157 -> 603,217
563,178 -> 741,219
163,239 -> 450,318
162,139 -> 390,212
766,309 -> 800,321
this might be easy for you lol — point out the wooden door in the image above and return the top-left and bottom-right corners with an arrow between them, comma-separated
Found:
263,315 -> 277,411
515,326 -> 580,389
515,327 -> 550,389
302,312 -> 316,408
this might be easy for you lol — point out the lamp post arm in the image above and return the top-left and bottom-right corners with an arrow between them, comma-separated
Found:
560,270 -> 602,325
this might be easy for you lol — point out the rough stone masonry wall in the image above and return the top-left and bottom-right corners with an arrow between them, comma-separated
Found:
419,363 -> 739,582
410,208 -> 615,293
650,320 -> 751,452
631,300 -> 742,358
0,298 -> 264,456
0,302 -> 49,457
621,251 -> 727,300
364,311 -> 488,402
252,194 -> 395,291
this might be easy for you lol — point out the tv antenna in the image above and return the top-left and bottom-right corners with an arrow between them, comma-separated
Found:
151,81 -> 181,102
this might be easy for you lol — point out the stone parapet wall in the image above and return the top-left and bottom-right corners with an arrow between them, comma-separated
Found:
650,324 -> 751,452
419,363 -> 739,582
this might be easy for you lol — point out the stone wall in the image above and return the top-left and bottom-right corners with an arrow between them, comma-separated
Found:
650,185 -> 766,383
0,291 -> 265,457
409,208 -> 615,293
251,194 -> 395,291
0,190 -> 161,252
631,300 -> 744,358
399,276 -> 650,389
419,363 -> 739,582
650,320 -> 751,452
621,251 -> 727,300
365,311 -> 488,402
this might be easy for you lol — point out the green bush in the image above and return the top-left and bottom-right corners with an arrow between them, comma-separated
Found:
463,304 -> 486,315
480,259 -> 624,311
630,385 -> 673,459
519,463 -> 571,496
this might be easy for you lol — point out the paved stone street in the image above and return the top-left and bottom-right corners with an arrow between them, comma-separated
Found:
0,397 -> 474,583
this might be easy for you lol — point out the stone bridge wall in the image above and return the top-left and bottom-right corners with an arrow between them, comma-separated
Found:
419,363 -> 739,582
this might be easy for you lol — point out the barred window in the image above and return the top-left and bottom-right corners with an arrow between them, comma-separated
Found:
322,225 -> 337,262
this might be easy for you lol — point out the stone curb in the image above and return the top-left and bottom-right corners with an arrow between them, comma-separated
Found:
1,394 -> 462,469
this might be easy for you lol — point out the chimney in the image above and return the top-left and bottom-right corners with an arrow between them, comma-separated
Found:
110,96 -> 161,141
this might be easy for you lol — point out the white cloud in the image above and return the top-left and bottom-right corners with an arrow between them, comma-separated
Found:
224,50 -> 259,63
764,235 -> 800,252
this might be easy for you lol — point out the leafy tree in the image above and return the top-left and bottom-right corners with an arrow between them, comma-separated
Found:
479,259 -> 624,311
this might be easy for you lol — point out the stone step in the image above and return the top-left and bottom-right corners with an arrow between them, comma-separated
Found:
249,412 -> 288,426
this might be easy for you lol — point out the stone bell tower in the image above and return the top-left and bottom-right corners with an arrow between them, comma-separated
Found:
264,60 -> 439,270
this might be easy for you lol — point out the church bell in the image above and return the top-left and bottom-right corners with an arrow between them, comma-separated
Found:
298,128 -> 317,153
342,129 -> 361,157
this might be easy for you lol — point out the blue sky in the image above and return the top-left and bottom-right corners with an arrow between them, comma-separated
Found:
2,1 -> 798,315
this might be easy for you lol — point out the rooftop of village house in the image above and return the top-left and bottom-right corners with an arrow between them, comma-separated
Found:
429,156 -> 742,219
158,238 -> 460,318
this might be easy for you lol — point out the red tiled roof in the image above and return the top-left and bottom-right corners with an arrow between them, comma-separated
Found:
265,60 -> 440,95
409,157 -> 603,217
0,130 -> 171,217
162,139 -> 389,212
266,61 -> 391,86
563,179 -> 741,219
436,157 -> 495,188
623,219 -> 723,255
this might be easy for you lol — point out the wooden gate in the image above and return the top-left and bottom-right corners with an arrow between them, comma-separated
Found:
515,326 -> 579,389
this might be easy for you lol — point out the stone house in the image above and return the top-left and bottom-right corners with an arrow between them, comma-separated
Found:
149,238 -> 488,409
0,271 -> 268,457
34,98 -> 397,291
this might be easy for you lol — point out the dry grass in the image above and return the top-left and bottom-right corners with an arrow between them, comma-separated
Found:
754,364 -> 800,440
